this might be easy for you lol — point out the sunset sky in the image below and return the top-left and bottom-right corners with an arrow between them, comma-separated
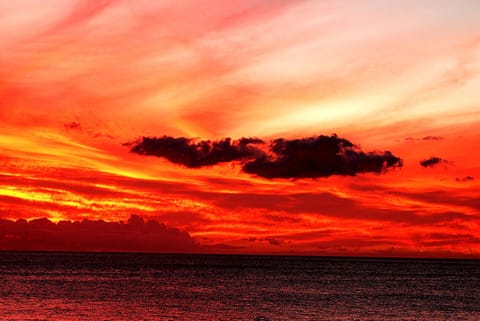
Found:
1,0 -> 479,257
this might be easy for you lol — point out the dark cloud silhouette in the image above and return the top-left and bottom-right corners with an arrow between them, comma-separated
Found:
129,136 -> 264,168
129,134 -> 402,179
405,136 -> 444,142
246,237 -> 282,246
420,156 -> 447,167
0,215 -> 198,253
456,176 -> 474,182
64,121 -> 81,130
422,135 -> 444,141
203,243 -> 245,253
243,135 -> 402,178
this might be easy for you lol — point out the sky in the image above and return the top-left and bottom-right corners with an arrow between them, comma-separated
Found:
0,0 -> 479,258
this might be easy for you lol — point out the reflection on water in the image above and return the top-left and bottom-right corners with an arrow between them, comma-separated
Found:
0,252 -> 479,320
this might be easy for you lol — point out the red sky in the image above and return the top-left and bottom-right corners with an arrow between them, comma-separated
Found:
1,0 -> 479,258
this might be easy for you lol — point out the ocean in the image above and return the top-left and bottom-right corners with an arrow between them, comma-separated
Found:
0,252 -> 478,321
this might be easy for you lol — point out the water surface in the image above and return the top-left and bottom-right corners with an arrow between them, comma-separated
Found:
0,252 -> 479,320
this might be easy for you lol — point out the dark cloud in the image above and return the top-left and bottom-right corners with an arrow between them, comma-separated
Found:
129,134 -> 402,179
64,121 -> 81,130
314,237 -> 399,250
0,215 -> 198,253
243,135 -> 402,178
420,156 -> 447,167
422,135 -> 444,141
129,136 -> 264,168
203,243 -> 245,253
404,136 -> 444,142
246,237 -> 282,246
456,176 -> 474,182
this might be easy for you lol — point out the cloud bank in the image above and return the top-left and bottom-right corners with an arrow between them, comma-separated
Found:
129,134 -> 402,178
0,215 -> 198,253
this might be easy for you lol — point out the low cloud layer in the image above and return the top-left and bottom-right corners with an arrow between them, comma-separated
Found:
0,215 -> 198,253
129,134 -> 402,179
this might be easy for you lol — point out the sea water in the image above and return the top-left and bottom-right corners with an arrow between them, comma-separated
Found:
0,252 -> 479,320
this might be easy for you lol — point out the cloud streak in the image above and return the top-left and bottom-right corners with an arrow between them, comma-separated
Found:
129,134 -> 403,179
